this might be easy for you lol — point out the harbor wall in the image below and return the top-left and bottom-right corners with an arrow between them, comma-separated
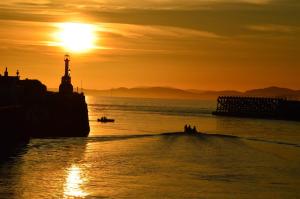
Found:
213,96 -> 300,121
26,92 -> 90,137
0,92 -> 90,138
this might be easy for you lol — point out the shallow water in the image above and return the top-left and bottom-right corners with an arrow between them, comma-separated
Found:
1,96 -> 300,198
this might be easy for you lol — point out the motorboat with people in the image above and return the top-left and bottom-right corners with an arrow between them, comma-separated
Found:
184,124 -> 198,134
97,116 -> 115,123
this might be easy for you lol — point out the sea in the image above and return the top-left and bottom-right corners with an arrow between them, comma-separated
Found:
0,96 -> 300,198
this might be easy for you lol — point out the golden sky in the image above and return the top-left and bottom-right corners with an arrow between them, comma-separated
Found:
0,0 -> 299,91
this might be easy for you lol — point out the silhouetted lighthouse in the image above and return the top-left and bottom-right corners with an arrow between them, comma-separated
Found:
59,55 -> 73,94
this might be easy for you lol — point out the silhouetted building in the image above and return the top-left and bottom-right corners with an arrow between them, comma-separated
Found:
0,55 -> 90,143
59,55 -> 73,94
0,67 -> 18,104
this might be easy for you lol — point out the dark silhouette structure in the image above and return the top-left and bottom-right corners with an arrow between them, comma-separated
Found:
213,96 -> 300,121
59,55 -> 73,94
0,55 -> 90,146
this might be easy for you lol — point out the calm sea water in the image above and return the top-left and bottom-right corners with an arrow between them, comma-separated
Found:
1,96 -> 300,198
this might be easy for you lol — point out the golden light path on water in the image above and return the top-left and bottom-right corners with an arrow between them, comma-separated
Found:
64,165 -> 88,198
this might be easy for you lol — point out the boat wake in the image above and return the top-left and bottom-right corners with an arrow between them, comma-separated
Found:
87,132 -> 300,148
245,137 -> 300,148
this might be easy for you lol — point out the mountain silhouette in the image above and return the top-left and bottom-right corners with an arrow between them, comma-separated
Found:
244,86 -> 300,98
80,86 -> 300,100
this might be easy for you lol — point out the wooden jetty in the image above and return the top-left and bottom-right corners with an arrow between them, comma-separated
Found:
212,96 -> 300,121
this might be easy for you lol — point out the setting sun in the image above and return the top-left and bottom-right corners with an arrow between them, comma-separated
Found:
54,22 -> 97,53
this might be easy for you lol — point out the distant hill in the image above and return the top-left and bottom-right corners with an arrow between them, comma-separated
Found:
82,86 -> 300,100
84,87 -> 200,99
244,87 -> 300,98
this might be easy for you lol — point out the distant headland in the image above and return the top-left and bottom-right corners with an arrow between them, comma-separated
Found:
72,86 -> 300,100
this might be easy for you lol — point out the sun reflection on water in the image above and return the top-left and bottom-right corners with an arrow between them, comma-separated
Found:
64,165 -> 88,198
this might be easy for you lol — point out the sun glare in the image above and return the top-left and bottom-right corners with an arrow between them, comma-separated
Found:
54,22 -> 97,53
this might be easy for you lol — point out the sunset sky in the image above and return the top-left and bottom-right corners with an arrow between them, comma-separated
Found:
0,0 -> 299,91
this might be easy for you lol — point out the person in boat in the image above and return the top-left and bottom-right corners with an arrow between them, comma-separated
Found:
184,124 -> 188,133
192,126 -> 197,133
184,124 -> 191,133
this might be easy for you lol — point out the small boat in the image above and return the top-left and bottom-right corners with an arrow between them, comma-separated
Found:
97,116 -> 115,123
